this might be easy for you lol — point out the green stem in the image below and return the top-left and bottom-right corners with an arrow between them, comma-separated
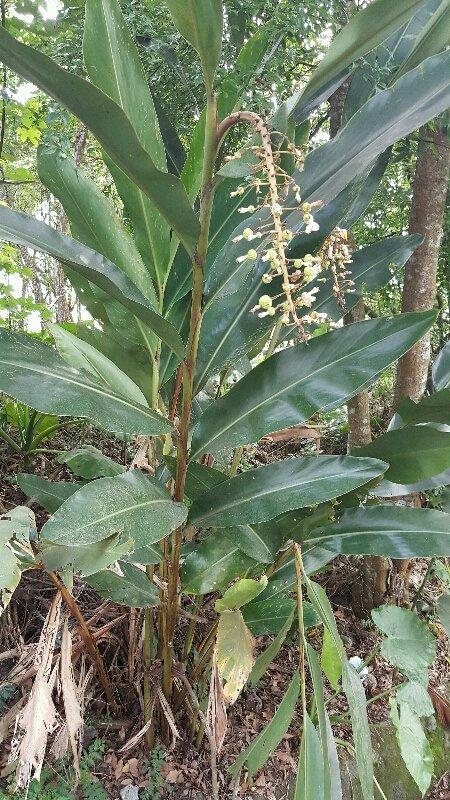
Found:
411,558 -> 435,609
294,544 -> 307,720
164,91 -> 218,703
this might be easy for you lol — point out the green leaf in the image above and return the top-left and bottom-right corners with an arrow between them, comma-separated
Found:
0,27 -> 199,255
42,470 -> 187,549
298,50 -> 450,206
306,643 -> 335,800
249,610 -> 294,685
37,149 -> 158,306
229,671 -> 300,778
215,576 -> 268,612
433,341 -> 450,391
57,445 -> 125,480
42,534 -> 133,577
0,206 -> 185,359
393,390 -> 450,427
0,546 -> 20,615
187,456 -> 387,529
48,323 -> 149,406
165,0 -> 223,88
0,506 -> 35,544
437,593 -> 450,638
0,329 -> 171,436
354,424 -> 450,484
372,606 -> 436,684
215,608 -> 254,704
16,474 -> 79,514
396,681 -> 434,717
191,312 -> 436,458
293,0 -> 425,115
390,700 -> 433,795
85,562 -> 159,607
181,531 -> 258,595
83,0 -> 170,294
223,521 -> 284,564
75,324 -> 153,401
343,0 -> 445,122
321,628 -> 342,691
341,662 -> 374,800
167,458 -> 227,501
395,0 -> 450,79
243,595 -> 298,636
0,507 -> 32,614
305,506 -> 450,558
294,712 -> 324,800
305,579 -> 374,800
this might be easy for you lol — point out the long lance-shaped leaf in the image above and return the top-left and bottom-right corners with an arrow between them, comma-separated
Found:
353,425 -> 450,484
303,506 -> 450,558
0,206 -> 185,359
181,530 -> 259,595
187,456 -> 387,529
305,579 -> 374,800
0,329 -> 171,436
165,0 -> 223,89
433,341 -> 450,390
85,563 -> 160,607
395,0 -> 450,79
37,148 -> 158,307
17,474 -> 79,514
294,712 -> 325,800
282,0 -> 425,124
229,671 -> 300,778
343,0 -> 445,123
306,643 -> 334,800
42,470 -> 187,548
0,26 -> 199,256
191,312 -> 436,459
48,323 -> 148,406
294,50 -> 450,207
84,0 -> 170,293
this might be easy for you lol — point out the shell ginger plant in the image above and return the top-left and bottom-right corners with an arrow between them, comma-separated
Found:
0,0 -> 450,797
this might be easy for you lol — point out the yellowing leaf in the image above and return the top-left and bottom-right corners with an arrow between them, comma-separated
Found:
215,609 -> 254,705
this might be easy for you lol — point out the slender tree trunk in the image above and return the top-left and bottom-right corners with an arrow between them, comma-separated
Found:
390,119 -> 450,601
393,121 -> 450,406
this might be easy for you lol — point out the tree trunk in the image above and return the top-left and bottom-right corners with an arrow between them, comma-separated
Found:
393,121 -> 450,407
390,119 -> 450,601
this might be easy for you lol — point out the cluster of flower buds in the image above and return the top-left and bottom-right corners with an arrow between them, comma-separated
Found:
224,113 -> 332,338
226,113 -> 356,338
318,227 -> 354,310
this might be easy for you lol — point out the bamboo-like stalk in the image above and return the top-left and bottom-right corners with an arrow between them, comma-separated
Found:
162,92 -> 219,703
